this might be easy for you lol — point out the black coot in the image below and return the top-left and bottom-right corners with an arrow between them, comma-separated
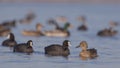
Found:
2,33 -> 17,47
44,40 -> 71,56
13,40 -> 34,54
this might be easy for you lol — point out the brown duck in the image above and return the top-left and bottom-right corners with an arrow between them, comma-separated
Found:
76,41 -> 98,60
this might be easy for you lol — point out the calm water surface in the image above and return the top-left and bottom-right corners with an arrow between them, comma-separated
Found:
0,3 -> 120,68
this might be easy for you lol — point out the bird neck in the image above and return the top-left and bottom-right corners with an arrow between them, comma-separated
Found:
36,27 -> 42,32
10,35 -> 15,41
82,47 -> 87,51
62,45 -> 68,50
82,20 -> 86,25
54,22 -> 60,29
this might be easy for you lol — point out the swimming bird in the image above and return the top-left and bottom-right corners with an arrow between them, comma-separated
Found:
44,40 -> 71,56
13,40 -> 34,53
22,23 -> 44,36
1,20 -> 16,28
0,28 -> 11,37
97,28 -> 117,36
2,33 -> 17,47
0,24 -> 11,37
43,23 -> 71,37
77,16 -> 88,31
0,24 -> 6,31
97,21 -> 118,37
25,11 -> 36,21
19,11 -> 36,24
76,41 -> 98,59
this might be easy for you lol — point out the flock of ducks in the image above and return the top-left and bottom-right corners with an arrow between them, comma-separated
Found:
0,12 -> 119,60
1,33 -> 97,60
0,12 -> 118,37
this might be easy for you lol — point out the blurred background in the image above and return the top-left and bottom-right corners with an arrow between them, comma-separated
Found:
0,0 -> 120,3
0,0 -> 120,68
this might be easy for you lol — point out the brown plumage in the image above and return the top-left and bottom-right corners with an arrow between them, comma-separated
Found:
44,23 -> 71,37
22,23 -> 44,36
76,41 -> 98,60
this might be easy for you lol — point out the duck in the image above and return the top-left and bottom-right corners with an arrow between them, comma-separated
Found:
77,16 -> 88,31
1,20 -> 16,28
97,28 -> 117,36
44,40 -> 71,56
43,22 -> 71,37
21,23 -> 44,36
43,30 -> 70,37
19,11 -> 36,24
0,28 -> 11,37
0,24 -> 8,31
76,41 -> 98,59
97,21 -> 118,37
2,33 -> 17,47
13,40 -> 34,53
0,24 -> 11,37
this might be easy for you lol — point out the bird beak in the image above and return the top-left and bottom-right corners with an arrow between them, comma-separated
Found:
7,34 -> 10,39
30,42 -> 33,46
68,42 -> 72,46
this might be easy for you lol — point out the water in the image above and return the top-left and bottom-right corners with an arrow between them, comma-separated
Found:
0,3 -> 120,68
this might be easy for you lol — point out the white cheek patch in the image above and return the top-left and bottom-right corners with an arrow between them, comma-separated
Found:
68,42 -> 71,46
7,34 -> 10,39
30,42 -> 33,46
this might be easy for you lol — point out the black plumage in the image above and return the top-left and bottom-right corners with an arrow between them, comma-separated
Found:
44,40 -> 71,56
13,40 -> 34,53
2,33 -> 17,47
